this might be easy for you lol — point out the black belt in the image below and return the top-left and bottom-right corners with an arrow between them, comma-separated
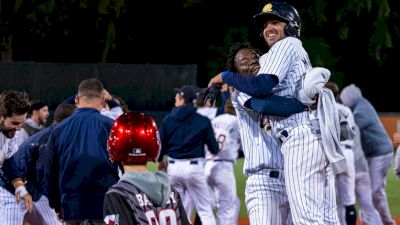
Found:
269,170 -> 280,178
214,159 -> 234,163
169,160 -> 198,165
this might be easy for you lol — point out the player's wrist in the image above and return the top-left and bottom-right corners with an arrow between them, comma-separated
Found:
15,186 -> 29,198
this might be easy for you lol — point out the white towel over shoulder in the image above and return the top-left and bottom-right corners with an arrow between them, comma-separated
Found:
299,67 -> 347,174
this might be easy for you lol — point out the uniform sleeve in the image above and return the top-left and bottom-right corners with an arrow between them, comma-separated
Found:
222,72 -> 278,98
245,95 -> 305,117
104,191 -> 137,225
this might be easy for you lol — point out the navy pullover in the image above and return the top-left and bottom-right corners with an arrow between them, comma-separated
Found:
158,104 -> 219,161
43,108 -> 119,220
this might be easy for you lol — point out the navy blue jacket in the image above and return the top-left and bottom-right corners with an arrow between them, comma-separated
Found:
43,108 -> 119,220
158,104 -> 219,161
0,124 -> 57,201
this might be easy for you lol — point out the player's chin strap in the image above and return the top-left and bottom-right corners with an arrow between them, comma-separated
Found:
298,67 -> 347,175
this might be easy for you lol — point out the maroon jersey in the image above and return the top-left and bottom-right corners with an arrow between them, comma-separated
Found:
104,180 -> 191,225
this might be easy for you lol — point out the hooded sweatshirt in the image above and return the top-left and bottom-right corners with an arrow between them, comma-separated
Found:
340,84 -> 393,157
121,171 -> 171,206
103,171 -> 191,225
158,104 -> 219,161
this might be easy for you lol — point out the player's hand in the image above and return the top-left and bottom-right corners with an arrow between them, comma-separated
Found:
208,73 -> 224,88
16,192 -> 33,213
157,160 -> 168,172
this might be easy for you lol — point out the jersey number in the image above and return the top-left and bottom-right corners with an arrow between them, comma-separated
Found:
145,209 -> 177,225
217,134 -> 226,150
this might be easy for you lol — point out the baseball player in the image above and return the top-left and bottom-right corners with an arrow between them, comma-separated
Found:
1,103 -> 76,225
208,2 -> 341,224
223,42 -> 306,225
0,90 -> 32,225
104,112 -> 191,225
340,84 -> 396,225
157,85 -> 219,225
201,98 -> 241,225
15,99 -> 50,146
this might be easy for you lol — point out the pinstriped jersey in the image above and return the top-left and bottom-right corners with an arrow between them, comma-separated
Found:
259,37 -> 312,134
205,113 -> 241,162
0,133 -> 18,168
231,91 -> 284,176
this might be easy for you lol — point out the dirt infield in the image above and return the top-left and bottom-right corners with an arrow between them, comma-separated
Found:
237,217 -> 400,225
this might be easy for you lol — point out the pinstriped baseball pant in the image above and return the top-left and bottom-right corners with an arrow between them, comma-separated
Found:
281,125 -> 340,225
0,186 -> 26,225
24,195 -> 62,225
245,170 -> 291,225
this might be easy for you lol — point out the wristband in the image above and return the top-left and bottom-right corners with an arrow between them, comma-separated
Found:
15,186 -> 28,198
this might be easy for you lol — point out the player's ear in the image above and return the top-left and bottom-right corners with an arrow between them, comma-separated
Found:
74,95 -> 80,105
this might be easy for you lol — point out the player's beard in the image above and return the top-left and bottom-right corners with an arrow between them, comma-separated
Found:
38,116 -> 47,126
0,121 -> 17,138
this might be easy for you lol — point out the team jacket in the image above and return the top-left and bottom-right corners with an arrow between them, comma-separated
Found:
104,171 -> 191,225
158,104 -> 219,161
43,108 -> 119,220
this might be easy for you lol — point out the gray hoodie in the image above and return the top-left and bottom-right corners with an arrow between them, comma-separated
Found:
120,171 -> 171,206
340,84 -> 393,157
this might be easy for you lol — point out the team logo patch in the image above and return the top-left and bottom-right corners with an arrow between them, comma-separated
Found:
262,3 -> 273,13
129,148 -> 146,157
104,214 -> 119,225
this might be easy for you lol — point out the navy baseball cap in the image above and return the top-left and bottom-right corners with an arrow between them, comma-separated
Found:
173,85 -> 199,103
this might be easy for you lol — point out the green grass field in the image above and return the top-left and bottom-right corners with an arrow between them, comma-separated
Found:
149,158 -> 400,218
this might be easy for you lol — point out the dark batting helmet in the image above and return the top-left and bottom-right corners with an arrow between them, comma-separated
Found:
107,112 -> 161,164
253,1 -> 301,38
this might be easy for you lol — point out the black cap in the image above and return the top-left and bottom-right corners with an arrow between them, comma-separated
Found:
28,100 -> 47,115
174,85 -> 199,103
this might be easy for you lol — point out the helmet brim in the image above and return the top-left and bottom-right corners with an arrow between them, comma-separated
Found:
253,12 -> 288,28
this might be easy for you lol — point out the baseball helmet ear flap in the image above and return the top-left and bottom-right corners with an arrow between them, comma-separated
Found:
284,19 -> 300,37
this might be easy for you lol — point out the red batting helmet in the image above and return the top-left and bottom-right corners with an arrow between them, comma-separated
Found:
107,112 -> 161,164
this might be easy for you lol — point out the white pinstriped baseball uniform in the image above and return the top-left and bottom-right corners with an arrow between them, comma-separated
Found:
231,91 -> 291,225
203,113 -> 241,225
260,37 -> 339,225
335,103 -> 357,225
